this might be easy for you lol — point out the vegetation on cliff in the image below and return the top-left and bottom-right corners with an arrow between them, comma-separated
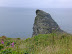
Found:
0,33 -> 72,54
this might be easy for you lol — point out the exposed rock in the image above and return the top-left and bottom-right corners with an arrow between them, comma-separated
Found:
32,9 -> 63,37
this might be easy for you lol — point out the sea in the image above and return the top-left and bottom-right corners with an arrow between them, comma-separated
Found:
0,7 -> 72,38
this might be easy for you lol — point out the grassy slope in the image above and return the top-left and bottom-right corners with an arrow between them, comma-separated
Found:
23,33 -> 72,54
0,33 -> 72,54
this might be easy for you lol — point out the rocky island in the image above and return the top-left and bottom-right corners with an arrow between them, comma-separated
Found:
32,10 -> 63,37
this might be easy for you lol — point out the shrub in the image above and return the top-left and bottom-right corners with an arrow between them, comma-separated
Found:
2,36 -> 6,39
0,45 -> 4,50
1,48 -> 12,54
17,38 -> 21,40
6,41 -> 11,46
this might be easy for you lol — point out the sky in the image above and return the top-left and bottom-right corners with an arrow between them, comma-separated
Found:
0,0 -> 72,8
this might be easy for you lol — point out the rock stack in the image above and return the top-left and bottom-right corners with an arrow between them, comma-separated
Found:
32,10 -> 63,37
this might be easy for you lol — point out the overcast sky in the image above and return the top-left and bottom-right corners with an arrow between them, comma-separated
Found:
0,0 -> 72,8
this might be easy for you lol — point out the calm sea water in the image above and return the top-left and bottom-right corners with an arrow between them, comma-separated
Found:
0,7 -> 72,38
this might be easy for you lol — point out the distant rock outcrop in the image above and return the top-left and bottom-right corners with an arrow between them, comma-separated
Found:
32,10 -> 63,37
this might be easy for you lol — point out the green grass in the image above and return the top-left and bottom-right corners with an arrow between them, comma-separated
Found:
0,33 -> 72,54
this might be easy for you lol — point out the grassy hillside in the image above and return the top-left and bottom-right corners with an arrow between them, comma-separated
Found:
0,33 -> 72,54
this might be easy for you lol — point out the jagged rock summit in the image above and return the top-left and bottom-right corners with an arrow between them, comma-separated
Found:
32,9 -> 63,37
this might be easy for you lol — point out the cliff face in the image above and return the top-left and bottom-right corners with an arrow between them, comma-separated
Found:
32,10 -> 63,37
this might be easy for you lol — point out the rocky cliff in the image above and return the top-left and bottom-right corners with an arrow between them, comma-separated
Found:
32,10 -> 63,37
